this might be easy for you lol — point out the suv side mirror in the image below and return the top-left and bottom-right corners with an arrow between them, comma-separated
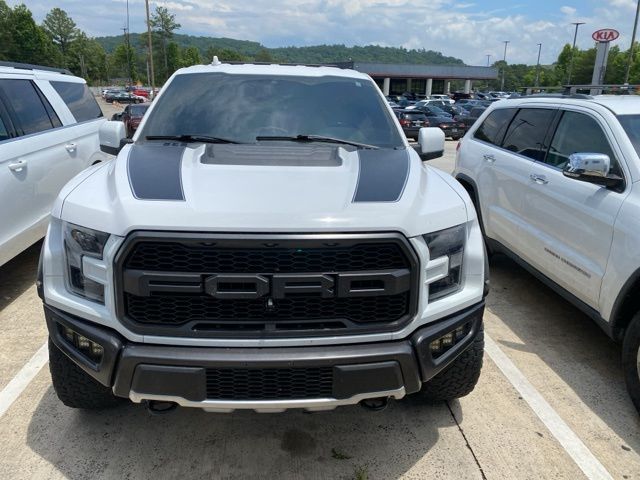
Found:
99,121 -> 126,155
563,153 -> 624,190
417,127 -> 445,160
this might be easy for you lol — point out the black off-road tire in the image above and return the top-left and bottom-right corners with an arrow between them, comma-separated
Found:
48,339 -> 122,409
622,312 -> 640,414
420,328 -> 484,402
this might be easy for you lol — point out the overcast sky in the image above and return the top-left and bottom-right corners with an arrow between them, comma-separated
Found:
9,0 -> 640,65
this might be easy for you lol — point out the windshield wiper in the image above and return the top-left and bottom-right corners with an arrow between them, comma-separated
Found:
256,134 -> 379,150
145,134 -> 242,144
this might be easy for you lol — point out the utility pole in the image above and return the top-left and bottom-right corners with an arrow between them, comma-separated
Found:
486,54 -> 491,66
145,0 -> 156,97
122,27 -> 132,86
535,43 -> 542,87
501,41 -> 510,91
567,22 -> 585,84
624,0 -> 640,84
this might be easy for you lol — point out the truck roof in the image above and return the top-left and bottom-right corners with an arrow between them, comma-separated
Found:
500,94 -> 640,116
174,62 -> 372,81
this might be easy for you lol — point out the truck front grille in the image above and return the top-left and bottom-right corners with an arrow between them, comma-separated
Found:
115,233 -> 418,338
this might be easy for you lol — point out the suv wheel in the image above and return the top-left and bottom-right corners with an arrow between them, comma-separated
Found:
622,312 -> 640,413
48,339 -> 122,409
420,328 -> 484,401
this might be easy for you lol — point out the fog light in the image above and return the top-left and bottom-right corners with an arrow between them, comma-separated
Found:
429,322 -> 472,358
58,324 -> 104,363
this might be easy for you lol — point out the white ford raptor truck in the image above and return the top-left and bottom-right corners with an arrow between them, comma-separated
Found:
38,62 -> 488,413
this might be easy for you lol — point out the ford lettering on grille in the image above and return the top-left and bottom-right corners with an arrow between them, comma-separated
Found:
123,270 -> 411,299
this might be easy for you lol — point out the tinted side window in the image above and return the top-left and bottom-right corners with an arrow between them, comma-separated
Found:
0,116 -> 8,141
546,111 -> 620,174
501,108 -> 556,161
50,81 -> 103,122
474,108 -> 516,145
0,80 -> 60,135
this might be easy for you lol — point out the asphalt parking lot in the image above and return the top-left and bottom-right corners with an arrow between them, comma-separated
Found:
0,100 -> 639,480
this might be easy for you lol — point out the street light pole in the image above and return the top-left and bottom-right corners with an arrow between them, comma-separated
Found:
624,0 -> 640,84
486,54 -> 491,67
535,43 -> 542,87
567,22 -> 585,85
501,41 -> 510,91
145,0 -> 156,96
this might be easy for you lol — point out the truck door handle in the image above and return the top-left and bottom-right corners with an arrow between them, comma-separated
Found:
65,143 -> 77,153
530,173 -> 549,185
8,160 -> 27,172
483,154 -> 496,164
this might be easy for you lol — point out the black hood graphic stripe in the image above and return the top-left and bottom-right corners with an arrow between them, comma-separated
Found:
127,144 -> 186,201
353,149 -> 410,203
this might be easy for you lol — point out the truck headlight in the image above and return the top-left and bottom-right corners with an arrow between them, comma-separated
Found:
424,224 -> 466,301
63,223 -> 110,303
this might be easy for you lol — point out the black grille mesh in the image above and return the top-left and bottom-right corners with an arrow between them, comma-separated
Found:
206,367 -> 333,400
124,242 -> 409,272
126,292 -> 409,325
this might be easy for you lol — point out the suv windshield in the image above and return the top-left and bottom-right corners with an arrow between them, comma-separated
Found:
140,72 -> 404,148
618,114 -> 640,157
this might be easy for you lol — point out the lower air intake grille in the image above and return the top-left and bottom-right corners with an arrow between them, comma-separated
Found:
205,367 -> 334,400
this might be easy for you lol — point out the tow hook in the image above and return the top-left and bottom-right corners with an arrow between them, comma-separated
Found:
144,400 -> 178,415
359,397 -> 390,412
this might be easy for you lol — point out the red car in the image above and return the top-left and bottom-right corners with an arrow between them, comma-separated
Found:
132,88 -> 150,98
122,103 -> 150,137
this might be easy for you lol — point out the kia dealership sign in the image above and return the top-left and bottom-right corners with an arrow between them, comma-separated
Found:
592,29 -> 620,43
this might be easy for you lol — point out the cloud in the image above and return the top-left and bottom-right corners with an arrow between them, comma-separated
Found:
8,0 -> 640,66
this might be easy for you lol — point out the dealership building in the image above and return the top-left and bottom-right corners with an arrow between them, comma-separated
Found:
334,62 -> 499,96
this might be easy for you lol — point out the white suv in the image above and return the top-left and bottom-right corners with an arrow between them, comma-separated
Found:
0,62 -> 109,267
454,94 -> 640,412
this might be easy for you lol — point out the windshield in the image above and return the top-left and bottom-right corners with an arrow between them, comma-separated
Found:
140,73 -> 404,148
129,105 -> 149,116
618,114 -> 640,157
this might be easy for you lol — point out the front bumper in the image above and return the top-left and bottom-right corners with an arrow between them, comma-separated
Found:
45,301 -> 484,412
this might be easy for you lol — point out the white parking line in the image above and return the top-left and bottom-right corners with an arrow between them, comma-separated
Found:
0,341 -> 48,419
484,334 -> 613,480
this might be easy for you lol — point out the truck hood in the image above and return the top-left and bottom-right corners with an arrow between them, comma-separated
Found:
59,142 -> 468,238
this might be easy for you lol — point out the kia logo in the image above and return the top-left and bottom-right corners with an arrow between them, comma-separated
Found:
592,29 -> 620,43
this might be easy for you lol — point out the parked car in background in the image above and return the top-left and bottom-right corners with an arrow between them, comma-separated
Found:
105,92 -> 145,104
0,62 -> 110,267
427,94 -> 454,104
459,107 -> 487,128
132,88 -> 149,98
454,95 -> 640,413
392,109 -> 430,140
414,105 -> 466,140
121,103 -> 150,138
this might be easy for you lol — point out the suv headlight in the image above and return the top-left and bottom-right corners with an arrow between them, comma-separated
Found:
424,224 -> 466,301
64,223 -> 110,303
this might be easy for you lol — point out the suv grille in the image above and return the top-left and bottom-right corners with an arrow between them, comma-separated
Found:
206,367 -> 333,400
115,234 -> 418,338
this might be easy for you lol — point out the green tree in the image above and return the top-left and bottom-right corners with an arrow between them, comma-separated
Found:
42,7 -> 78,58
7,4 -> 59,66
67,32 -> 108,84
181,45 -> 200,67
0,1 -> 13,60
150,6 -> 181,80
111,43 -> 138,82
254,48 -> 274,62
204,46 -> 248,62
166,41 -> 181,74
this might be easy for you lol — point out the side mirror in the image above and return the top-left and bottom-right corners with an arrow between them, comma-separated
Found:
99,121 -> 126,155
417,127 -> 445,160
563,153 -> 624,190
